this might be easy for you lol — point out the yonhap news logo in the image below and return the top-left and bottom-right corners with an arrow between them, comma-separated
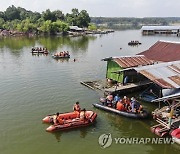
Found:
98,133 -> 113,148
98,133 -> 174,148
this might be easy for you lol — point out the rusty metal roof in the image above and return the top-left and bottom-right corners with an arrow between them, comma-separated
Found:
134,61 -> 180,89
138,40 -> 180,62
103,55 -> 154,68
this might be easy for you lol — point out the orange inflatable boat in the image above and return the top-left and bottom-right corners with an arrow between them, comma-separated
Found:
42,110 -> 97,132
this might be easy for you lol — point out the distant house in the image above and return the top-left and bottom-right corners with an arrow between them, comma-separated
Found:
141,26 -> 180,36
102,55 -> 154,84
69,26 -> 84,32
138,40 -> 180,62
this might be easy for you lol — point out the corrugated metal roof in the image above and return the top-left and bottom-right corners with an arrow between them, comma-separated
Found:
103,55 -> 153,68
141,26 -> 180,31
138,40 -> 180,62
134,61 -> 180,89
152,91 -> 180,102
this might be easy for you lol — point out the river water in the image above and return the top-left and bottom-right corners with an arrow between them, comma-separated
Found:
0,30 -> 179,154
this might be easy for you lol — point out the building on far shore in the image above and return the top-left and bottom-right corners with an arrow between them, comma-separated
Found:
138,40 -> 180,62
141,26 -> 180,36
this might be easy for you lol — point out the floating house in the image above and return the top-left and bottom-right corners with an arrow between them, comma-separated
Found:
81,41 -> 180,98
113,60 -> 180,101
102,55 -> 154,84
141,26 -> 180,36
138,40 -> 180,62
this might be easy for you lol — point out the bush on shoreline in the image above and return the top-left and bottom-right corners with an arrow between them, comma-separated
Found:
0,5 -> 91,36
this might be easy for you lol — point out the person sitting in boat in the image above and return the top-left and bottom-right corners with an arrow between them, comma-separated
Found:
80,108 -> 86,122
122,96 -> 131,111
66,51 -> 69,56
130,97 -> 142,113
57,117 -> 64,125
32,47 -> 35,51
113,94 -> 120,108
53,112 -> 60,125
116,100 -> 125,111
63,51 -> 67,56
106,93 -> 113,107
73,101 -> 81,112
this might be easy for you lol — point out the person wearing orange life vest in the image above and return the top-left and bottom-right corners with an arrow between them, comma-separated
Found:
73,102 -> 81,112
116,100 -> 125,111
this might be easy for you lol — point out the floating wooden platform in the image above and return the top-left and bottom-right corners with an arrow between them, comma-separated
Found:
80,79 -> 152,95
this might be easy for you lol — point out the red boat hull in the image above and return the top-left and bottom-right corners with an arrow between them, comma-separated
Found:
43,111 -> 97,132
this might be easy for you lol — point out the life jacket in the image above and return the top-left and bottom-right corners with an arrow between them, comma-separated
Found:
116,101 -> 124,111
73,104 -> 80,111
57,118 -> 64,125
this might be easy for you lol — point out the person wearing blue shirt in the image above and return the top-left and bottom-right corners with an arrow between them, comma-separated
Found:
113,94 -> 120,108
130,97 -> 141,113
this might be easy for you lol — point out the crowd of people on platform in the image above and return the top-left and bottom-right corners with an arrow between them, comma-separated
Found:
54,51 -> 70,57
101,94 -> 143,113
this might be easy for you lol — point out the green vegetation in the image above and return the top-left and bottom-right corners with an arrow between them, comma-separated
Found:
91,17 -> 180,30
0,5 -> 91,35
88,23 -> 97,30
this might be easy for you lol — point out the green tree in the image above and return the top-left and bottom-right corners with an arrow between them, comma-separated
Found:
42,9 -> 56,22
0,18 -> 5,29
39,20 -> 52,33
88,23 -> 97,30
4,5 -> 20,21
53,10 -> 64,21
77,10 -> 91,27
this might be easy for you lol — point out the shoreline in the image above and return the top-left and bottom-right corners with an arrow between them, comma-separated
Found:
0,29 -> 115,37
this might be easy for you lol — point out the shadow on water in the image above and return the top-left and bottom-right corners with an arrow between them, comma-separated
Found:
36,35 -> 97,53
0,35 -> 97,57
52,57 -> 70,63
52,123 -> 97,142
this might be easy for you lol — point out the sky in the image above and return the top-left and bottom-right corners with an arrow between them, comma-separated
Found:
0,0 -> 180,17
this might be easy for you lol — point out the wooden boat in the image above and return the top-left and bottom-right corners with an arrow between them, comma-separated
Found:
52,55 -> 70,59
93,103 -> 149,119
42,110 -> 97,132
31,51 -> 49,54
128,41 -> 142,46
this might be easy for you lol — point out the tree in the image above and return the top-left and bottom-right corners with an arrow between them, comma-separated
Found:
88,23 -> 97,30
66,8 -> 90,27
4,5 -> 20,21
77,10 -> 91,27
0,18 -> 5,29
53,10 -> 64,21
42,9 -> 56,22
39,20 -> 52,33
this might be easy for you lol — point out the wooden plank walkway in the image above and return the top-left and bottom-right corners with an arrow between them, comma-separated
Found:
80,79 -> 152,94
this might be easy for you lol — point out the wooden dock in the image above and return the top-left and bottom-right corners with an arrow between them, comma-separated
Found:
80,79 -> 152,95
